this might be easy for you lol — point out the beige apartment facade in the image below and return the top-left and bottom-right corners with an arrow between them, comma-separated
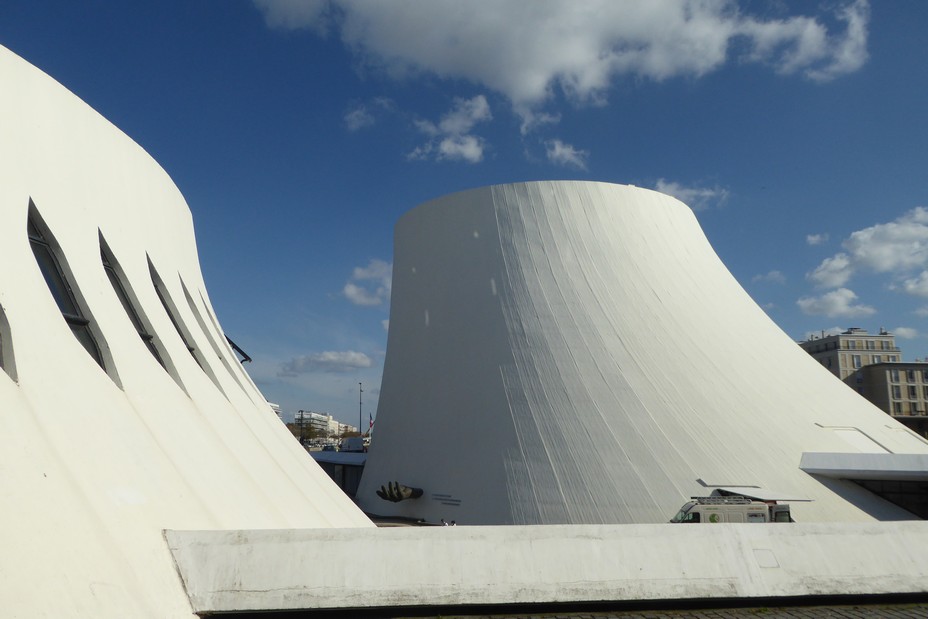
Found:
800,327 -> 900,380
800,328 -> 927,437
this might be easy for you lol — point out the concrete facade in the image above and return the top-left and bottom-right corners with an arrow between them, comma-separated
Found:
356,182 -> 928,526
0,45 -> 371,619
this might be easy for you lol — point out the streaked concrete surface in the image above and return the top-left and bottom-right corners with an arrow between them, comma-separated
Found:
166,523 -> 928,614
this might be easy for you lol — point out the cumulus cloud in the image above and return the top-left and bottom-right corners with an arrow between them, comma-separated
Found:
893,326 -> 919,340
409,95 -> 492,163
796,288 -> 876,318
806,233 -> 829,246
807,207 -> 928,292
752,270 -> 786,284
343,258 -> 392,306
254,1 -> 870,120
545,139 -> 588,169
278,350 -> 372,375
655,179 -> 729,211
802,326 -> 844,340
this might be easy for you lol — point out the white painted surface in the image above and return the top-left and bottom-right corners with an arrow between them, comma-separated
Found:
0,45 -> 371,619
356,181 -> 928,525
167,522 -> 928,613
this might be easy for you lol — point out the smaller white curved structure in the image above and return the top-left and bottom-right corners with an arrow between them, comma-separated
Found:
356,181 -> 928,525
0,45 -> 371,619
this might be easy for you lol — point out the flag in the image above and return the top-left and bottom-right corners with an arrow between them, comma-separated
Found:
369,413 -> 375,430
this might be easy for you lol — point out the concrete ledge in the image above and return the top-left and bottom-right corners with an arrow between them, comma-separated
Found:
165,522 -> 928,613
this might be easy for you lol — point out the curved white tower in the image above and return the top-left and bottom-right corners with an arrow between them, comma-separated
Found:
356,181 -> 928,525
0,46 -> 371,619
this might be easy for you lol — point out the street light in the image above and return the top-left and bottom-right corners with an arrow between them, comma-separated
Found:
297,409 -> 305,447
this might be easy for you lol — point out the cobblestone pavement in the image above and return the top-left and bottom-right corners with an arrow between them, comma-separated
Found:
391,601 -> 928,619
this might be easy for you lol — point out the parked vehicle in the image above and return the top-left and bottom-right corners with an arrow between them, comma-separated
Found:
670,495 -> 792,523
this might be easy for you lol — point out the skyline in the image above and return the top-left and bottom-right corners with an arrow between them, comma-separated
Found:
2,1 -> 927,423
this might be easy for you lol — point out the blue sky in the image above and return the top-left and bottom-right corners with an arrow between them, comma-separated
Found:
3,1 -> 928,424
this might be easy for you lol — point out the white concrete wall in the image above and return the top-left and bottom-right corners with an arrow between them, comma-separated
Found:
0,45 -> 372,619
167,522 -> 928,613
356,181 -> 928,525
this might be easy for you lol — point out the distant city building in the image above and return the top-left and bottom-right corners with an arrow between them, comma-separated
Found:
849,363 -> 928,438
799,327 -> 900,380
294,410 -> 357,437
268,402 -> 282,420
800,328 -> 927,437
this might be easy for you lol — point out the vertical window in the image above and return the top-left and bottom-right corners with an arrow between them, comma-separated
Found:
0,303 -> 16,381
181,280 -> 246,394
891,369 -> 900,383
28,206 -> 105,369
909,385 -> 918,399
852,355 -> 861,369
907,370 -> 916,382
892,385 -> 901,399
889,355 -> 898,362
866,340 -> 875,350
893,402 -> 902,414
847,340 -> 856,350
100,236 -> 164,368
873,355 -> 881,364
149,260 -> 226,396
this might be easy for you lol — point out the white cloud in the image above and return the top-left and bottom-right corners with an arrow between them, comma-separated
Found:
807,252 -> 853,288
796,287 -> 876,318
893,326 -> 919,340
545,139 -> 588,169
901,271 -> 928,297
807,207 -> 928,292
343,258 -> 392,306
278,350 -> 372,375
409,95 -> 492,163
255,1 -> 870,122
752,270 -> 786,284
802,326 -> 844,340
655,178 -> 729,211
344,105 -> 375,131
806,233 -> 829,246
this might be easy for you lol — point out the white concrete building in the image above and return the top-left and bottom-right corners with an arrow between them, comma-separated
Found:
355,181 -> 928,525
4,43 -> 928,617
0,45 -> 372,619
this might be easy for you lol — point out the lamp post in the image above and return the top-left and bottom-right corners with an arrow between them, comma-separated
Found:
358,382 -> 363,436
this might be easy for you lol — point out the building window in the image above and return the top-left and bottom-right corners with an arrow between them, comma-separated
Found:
28,206 -> 105,369
893,402 -> 903,414
0,303 -> 15,381
882,341 -> 891,350
847,340 -> 856,349
892,385 -> 902,399
873,355 -> 882,363
866,340 -> 875,350
909,385 -> 918,399
923,370 -> 928,382
889,355 -> 898,362
852,355 -> 862,369
923,385 -> 928,399
891,369 -> 900,382
101,237 -> 164,368
907,369 -> 916,382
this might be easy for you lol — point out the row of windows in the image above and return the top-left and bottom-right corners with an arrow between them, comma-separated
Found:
889,369 -> 928,384
847,353 -> 899,369
890,385 -> 928,400
0,201 -> 250,400
845,339 -> 894,351
892,401 -> 928,415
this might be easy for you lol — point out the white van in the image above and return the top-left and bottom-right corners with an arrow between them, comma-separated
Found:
670,496 -> 792,523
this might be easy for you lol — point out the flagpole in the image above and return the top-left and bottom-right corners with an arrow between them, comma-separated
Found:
358,382 -> 363,436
